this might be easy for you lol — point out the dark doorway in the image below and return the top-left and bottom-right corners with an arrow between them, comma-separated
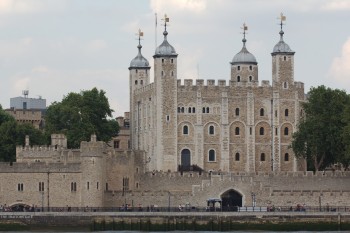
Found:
221,189 -> 242,210
181,149 -> 191,168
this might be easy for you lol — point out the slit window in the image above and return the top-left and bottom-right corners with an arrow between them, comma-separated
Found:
235,127 -> 240,135
284,127 -> 289,135
260,153 -> 266,161
284,153 -> 289,161
260,108 -> 264,116
235,153 -> 240,161
235,108 -> 239,116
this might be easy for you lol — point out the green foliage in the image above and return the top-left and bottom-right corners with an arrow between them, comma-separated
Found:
0,105 -> 46,162
45,88 -> 119,148
292,86 -> 350,171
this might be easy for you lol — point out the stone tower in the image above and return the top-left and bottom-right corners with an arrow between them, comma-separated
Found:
271,14 -> 297,171
129,30 -> 151,150
153,16 -> 178,171
230,24 -> 259,172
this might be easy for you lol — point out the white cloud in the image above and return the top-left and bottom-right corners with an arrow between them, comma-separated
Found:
321,0 -> 350,11
150,0 -> 207,14
329,38 -> 350,86
83,40 -> 108,53
0,0 -> 67,14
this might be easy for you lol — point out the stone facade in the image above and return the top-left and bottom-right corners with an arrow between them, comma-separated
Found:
129,22 -> 305,173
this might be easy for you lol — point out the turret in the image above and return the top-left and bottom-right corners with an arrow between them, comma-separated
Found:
152,14 -> 178,171
231,23 -> 258,84
129,29 -> 150,150
271,13 -> 295,88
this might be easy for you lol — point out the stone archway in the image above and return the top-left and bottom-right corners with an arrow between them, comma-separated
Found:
221,189 -> 242,210
181,149 -> 191,168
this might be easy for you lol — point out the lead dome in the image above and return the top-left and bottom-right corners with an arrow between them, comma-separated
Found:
231,37 -> 257,65
130,44 -> 149,68
155,30 -> 177,56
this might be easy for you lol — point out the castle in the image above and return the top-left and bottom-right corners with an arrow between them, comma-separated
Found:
129,17 -> 305,173
1,16 -> 350,210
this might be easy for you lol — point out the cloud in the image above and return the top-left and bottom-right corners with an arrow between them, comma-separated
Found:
329,38 -> 350,87
0,0 -> 68,14
83,39 -> 108,53
150,0 -> 207,14
321,0 -> 350,11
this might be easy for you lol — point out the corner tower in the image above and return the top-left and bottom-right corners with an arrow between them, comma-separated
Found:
129,30 -> 150,150
153,15 -> 178,171
231,24 -> 258,84
271,14 -> 295,87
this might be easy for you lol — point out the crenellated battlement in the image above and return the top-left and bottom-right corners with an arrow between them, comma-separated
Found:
176,78 -> 273,89
0,161 -> 81,173
134,83 -> 155,96
294,81 -> 304,89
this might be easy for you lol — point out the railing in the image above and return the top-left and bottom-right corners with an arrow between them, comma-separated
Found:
3,205 -> 350,213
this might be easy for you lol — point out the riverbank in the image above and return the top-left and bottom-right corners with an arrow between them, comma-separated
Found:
1,211 -> 350,231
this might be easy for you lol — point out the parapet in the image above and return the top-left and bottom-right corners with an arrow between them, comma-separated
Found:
294,81 -> 304,89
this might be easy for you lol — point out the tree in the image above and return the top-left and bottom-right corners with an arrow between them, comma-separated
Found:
0,105 -> 46,162
45,88 -> 119,148
292,86 -> 350,171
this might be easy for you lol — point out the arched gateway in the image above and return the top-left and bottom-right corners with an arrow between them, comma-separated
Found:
221,189 -> 243,209
181,149 -> 191,167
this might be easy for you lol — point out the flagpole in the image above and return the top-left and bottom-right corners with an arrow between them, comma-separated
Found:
155,13 -> 157,50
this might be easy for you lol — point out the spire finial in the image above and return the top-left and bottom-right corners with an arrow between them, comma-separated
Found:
278,13 -> 286,41
241,23 -> 248,46
161,14 -> 169,38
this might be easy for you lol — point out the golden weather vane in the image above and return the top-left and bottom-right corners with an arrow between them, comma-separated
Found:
136,29 -> 144,45
161,14 -> 170,31
241,23 -> 248,39
278,13 -> 286,30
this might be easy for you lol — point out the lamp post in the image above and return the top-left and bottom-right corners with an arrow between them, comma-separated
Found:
251,192 -> 256,207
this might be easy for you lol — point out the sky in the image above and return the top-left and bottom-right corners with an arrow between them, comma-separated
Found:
0,0 -> 350,117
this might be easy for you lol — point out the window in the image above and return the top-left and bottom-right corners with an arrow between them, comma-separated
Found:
23,102 -> 27,109
206,107 -> 210,113
181,107 -> 184,113
250,127 -> 252,135
188,107 -> 192,113
122,177 -> 129,196
284,153 -> 289,161
171,59 -> 174,63
106,183 -> 109,191
135,80 -> 138,85
249,76 -> 252,82
177,107 -> 181,113
260,127 -> 264,135
71,182 -> 77,192
235,127 -> 240,135
237,76 -> 240,82
209,125 -> 215,135
275,128 -> 278,135
284,127 -> 289,135
237,66 -> 240,71
202,107 -> 205,113
140,80 -> 143,85
162,58 -> 164,63
87,182 -> 89,190
285,109 -> 289,117
284,56 -> 286,61
235,153 -> 240,161
235,108 -> 239,116
183,125 -> 189,135
249,65 -> 252,71
275,110 -> 277,117
208,150 -> 215,162
136,69 -> 138,73
284,82 -> 288,88
166,115 -> 170,122
39,182 -> 44,192
260,108 -> 264,116
260,153 -> 266,161
192,107 -> 195,113
18,183 -> 24,191
114,140 -> 120,149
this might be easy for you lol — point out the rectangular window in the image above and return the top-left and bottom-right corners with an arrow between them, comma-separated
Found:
114,140 -> 120,149
39,182 -> 44,192
97,182 -> 99,190
18,183 -> 24,191
87,182 -> 89,190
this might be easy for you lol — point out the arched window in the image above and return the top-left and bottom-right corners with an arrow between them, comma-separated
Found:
249,76 -> 252,82
284,82 -> 288,88
162,58 -> 164,63
209,125 -> 215,135
209,150 -> 215,162
249,65 -> 252,71
237,76 -> 240,82
183,125 -> 189,135
237,66 -> 240,71
285,109 -> 289,117
284,127 -> 289,135
235,127 -> 240,135
177,107 -> 181,113
284,56 -> 286,61
202,107 -> 205,113
260,108 -> 264,116
188,107 -> 192,113
260,127 -> 264,135
260,153 -> 265,161
235,108 -> 239,116
181,107 -> 184,113
235,153 -> 240,161
192,107 -> 195,113
135,80 -> 138,85
206,107 -> 210,113
284,153 -> 289,161
171,59 -> 174,63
